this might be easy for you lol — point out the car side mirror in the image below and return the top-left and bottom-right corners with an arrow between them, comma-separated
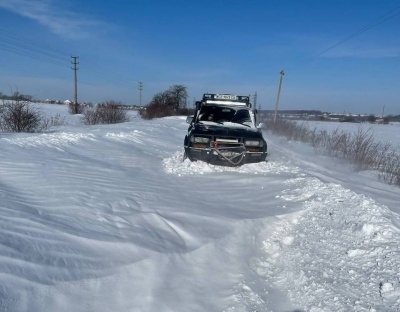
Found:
186,116 -> 193,124
257,122 -> 266,129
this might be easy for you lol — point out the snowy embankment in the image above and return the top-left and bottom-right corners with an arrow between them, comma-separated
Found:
0,104 -> 399,311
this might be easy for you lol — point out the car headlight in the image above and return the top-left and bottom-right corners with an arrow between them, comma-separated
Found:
191,136 -> 210,143
244,140 -> 262,147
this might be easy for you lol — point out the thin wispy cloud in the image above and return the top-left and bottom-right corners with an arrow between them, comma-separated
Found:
0,0 -> 105,39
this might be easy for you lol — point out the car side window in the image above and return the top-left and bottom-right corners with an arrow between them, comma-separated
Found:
232,110 -> 251,124
199,107 -> 213,121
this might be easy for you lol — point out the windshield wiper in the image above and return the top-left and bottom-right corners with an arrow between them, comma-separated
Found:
231,121 -> 251,127
213,121 -> 224,125
201,120 -> 224,125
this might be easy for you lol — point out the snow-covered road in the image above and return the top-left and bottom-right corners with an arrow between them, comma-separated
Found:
1,107 -> 399,311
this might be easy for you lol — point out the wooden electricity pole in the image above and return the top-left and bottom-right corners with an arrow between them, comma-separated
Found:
138,82 -> 143,107
253,91 -> 257,108
71,56 -> 79,114
274,70 -> 285,126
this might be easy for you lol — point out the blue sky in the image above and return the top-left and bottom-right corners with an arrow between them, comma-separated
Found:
0,0 -> 399,115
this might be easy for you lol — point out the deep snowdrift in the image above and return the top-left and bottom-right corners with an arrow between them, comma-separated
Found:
0,104 -> 399,311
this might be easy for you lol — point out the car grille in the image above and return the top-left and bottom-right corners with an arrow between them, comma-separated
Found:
193,143 -> 208,149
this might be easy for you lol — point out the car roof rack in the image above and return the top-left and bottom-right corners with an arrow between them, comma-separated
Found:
202,94 -> 250,107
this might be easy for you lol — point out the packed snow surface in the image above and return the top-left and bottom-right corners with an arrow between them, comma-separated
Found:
1,104 -> 399,311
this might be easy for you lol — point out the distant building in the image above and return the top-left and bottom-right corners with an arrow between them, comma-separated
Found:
44,99 -> 62,104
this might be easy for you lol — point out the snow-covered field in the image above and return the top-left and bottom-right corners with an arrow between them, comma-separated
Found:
1,104 -> 400,311
301,120 -> 400,152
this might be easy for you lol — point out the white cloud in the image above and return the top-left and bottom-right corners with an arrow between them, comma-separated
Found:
0,0 -> 105,39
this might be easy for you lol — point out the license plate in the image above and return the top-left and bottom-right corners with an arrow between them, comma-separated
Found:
213,150 -> 240,157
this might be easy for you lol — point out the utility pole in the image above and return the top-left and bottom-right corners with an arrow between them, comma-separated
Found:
138,82 -> 143,107
274,70 -> 285,126
71,56 -> 79,114
252,91 -> 257,108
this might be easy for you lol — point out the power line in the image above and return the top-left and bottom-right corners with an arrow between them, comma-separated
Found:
309,5 -> 400,60
0,27 -> 71,68
0,33 -> 67,61
0,43 -> 69,68
79,61 -> 135,87
0,27 -> 70,56
0,27 -> 136,88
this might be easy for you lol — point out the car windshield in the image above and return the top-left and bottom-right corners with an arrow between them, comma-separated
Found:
199,106 -> 252,125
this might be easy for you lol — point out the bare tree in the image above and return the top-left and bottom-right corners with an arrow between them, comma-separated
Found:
82,101 -> 129,125
168,84 -> 188,112
151,91 -> 174,107
98,101 -> 129,124
142,84 -> 189,119
68,102 -> 84,114
0,101 -> 42,132
149,84 -> 188,112
81,106 -> 101,125
140,102 -> 174,119
40,114 -> 67,130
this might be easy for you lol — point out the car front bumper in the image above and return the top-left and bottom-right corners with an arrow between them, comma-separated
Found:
184,146 -> 267,166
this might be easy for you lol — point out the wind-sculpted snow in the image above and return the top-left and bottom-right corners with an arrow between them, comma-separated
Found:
105,130 -> 146,144
1,132 -> 96,150
252,177 -> 400,311
0,104 -> 400,312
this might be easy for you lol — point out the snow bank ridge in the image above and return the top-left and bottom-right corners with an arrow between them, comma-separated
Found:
254,177 -> 400,311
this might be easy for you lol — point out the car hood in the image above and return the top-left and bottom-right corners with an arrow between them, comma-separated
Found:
192,122 -> 262,139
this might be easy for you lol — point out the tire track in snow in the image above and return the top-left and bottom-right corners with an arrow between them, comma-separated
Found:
163,150 -> 303,177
